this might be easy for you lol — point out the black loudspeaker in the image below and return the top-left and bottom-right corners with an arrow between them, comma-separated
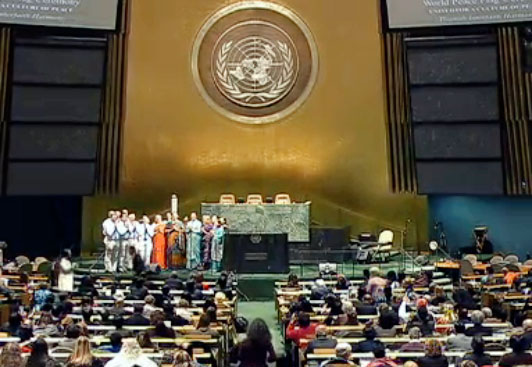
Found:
224,233 -> 288,273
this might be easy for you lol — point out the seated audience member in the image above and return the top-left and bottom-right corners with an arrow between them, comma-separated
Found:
26,337 -> 60,367
306,325 -> 338,355
58,324 -> 82,350
453,283 -> 477,310
230,318 -> 276,367
149,310 -> 176,338
172,350 -> 199,367
407,300 -> 435,337
462,336 -> 492,367
414,271 -> 432,288
109,298 -> 130,318
287,273 -> 300,289
481,307 -> 499,323
417,340 -> 449,367
99,332 -> 123,353
353,327 -> 384,353
125,304 -> 150,326
320,343 -> 354,367
522,318 -> 532,346
311,279 -> 330,300
111,316 -> 133,338
104,339 -> 157,367
447,322 -> 473,351
129,246 -> 145,275
165,272 -> 183,290
404,362 -> 419,367
336,274 -> 351,290
286,312 -> 318,347
431,286 -> 448,306
341,301 -> 359,325
375,303 -> 399,337
0,342 -> 23,367
356,294 -> 378,315
234,316 -> 249,343
142,295 -> 158,318
66,336 -> 103,367
137,331 -> 155,349
459,361 -> 477,367
322,294 -> 343,316
503,267 -> 520,286
128,278 -> 148,300
195,313 -> 219,337
367,345 -> 399,367
1,312 -> 22,336
33,313 -> 60,337
78,276 -> 98,297
34,284 -> 53,310
499,335 -> 532,367
400,327 -> 425,352
465,311 -> 492,337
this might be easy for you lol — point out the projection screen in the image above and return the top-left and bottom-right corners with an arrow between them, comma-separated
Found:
0,0 -> 119,30
386,0 -> 532,29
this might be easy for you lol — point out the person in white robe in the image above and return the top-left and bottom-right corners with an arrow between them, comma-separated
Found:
126,213 -> 138,271
103,211 -> 119,272
137,215 -> 154,266
116,215 -> 129,272
58,249 -> 74,292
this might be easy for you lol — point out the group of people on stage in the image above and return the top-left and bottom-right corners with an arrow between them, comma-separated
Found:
101,209 -> 227,273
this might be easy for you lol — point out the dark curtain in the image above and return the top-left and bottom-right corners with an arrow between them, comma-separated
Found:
0,196 -> 81,260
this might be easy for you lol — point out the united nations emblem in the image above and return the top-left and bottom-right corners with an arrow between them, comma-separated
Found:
213,22 -> 298,108
192,1 -> 318,124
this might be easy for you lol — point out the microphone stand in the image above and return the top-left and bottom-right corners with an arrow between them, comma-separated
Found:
400,219 -> 417,272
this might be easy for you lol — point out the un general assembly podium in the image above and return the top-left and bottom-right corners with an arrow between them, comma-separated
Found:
223,233 -> 289,273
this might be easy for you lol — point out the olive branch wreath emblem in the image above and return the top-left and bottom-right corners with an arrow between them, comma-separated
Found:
215,40 -> 294,103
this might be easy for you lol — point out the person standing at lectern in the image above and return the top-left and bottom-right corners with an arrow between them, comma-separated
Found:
186,212 -> 202,269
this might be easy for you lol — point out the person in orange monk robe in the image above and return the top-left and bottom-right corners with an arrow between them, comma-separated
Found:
152,214 -> 167,269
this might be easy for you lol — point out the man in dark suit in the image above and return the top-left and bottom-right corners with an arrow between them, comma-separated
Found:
165,272 -> 183,290
124,304 -> 150,326
306,325 -> 337,355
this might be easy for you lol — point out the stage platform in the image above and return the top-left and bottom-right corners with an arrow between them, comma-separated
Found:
73,256 -> 436,300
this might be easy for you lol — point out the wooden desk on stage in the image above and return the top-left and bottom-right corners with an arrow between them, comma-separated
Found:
201,202 -> 310,242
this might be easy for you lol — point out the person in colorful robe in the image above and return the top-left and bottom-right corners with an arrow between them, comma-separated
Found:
168,213 -> 186,269
201,215 -> 214,270
186,212 -> 202,269
211,216 -> 226,272
152,214 -> 167,269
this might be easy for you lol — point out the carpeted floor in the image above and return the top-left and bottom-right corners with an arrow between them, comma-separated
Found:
238,301 -> 285,357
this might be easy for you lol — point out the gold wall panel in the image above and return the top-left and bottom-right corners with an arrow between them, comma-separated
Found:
82,0 -> 427,252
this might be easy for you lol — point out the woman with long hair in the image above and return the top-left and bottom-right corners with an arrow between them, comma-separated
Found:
230,318 -> 276,367
25,338 -> 59,367
104,338 -> 157,367
417,340 -> 448,367
172,350 -> 198,367
66,336 -> 103,367
0,343 -> 23,367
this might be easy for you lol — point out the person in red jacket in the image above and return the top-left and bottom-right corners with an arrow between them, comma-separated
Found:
286,312 -> 318,348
